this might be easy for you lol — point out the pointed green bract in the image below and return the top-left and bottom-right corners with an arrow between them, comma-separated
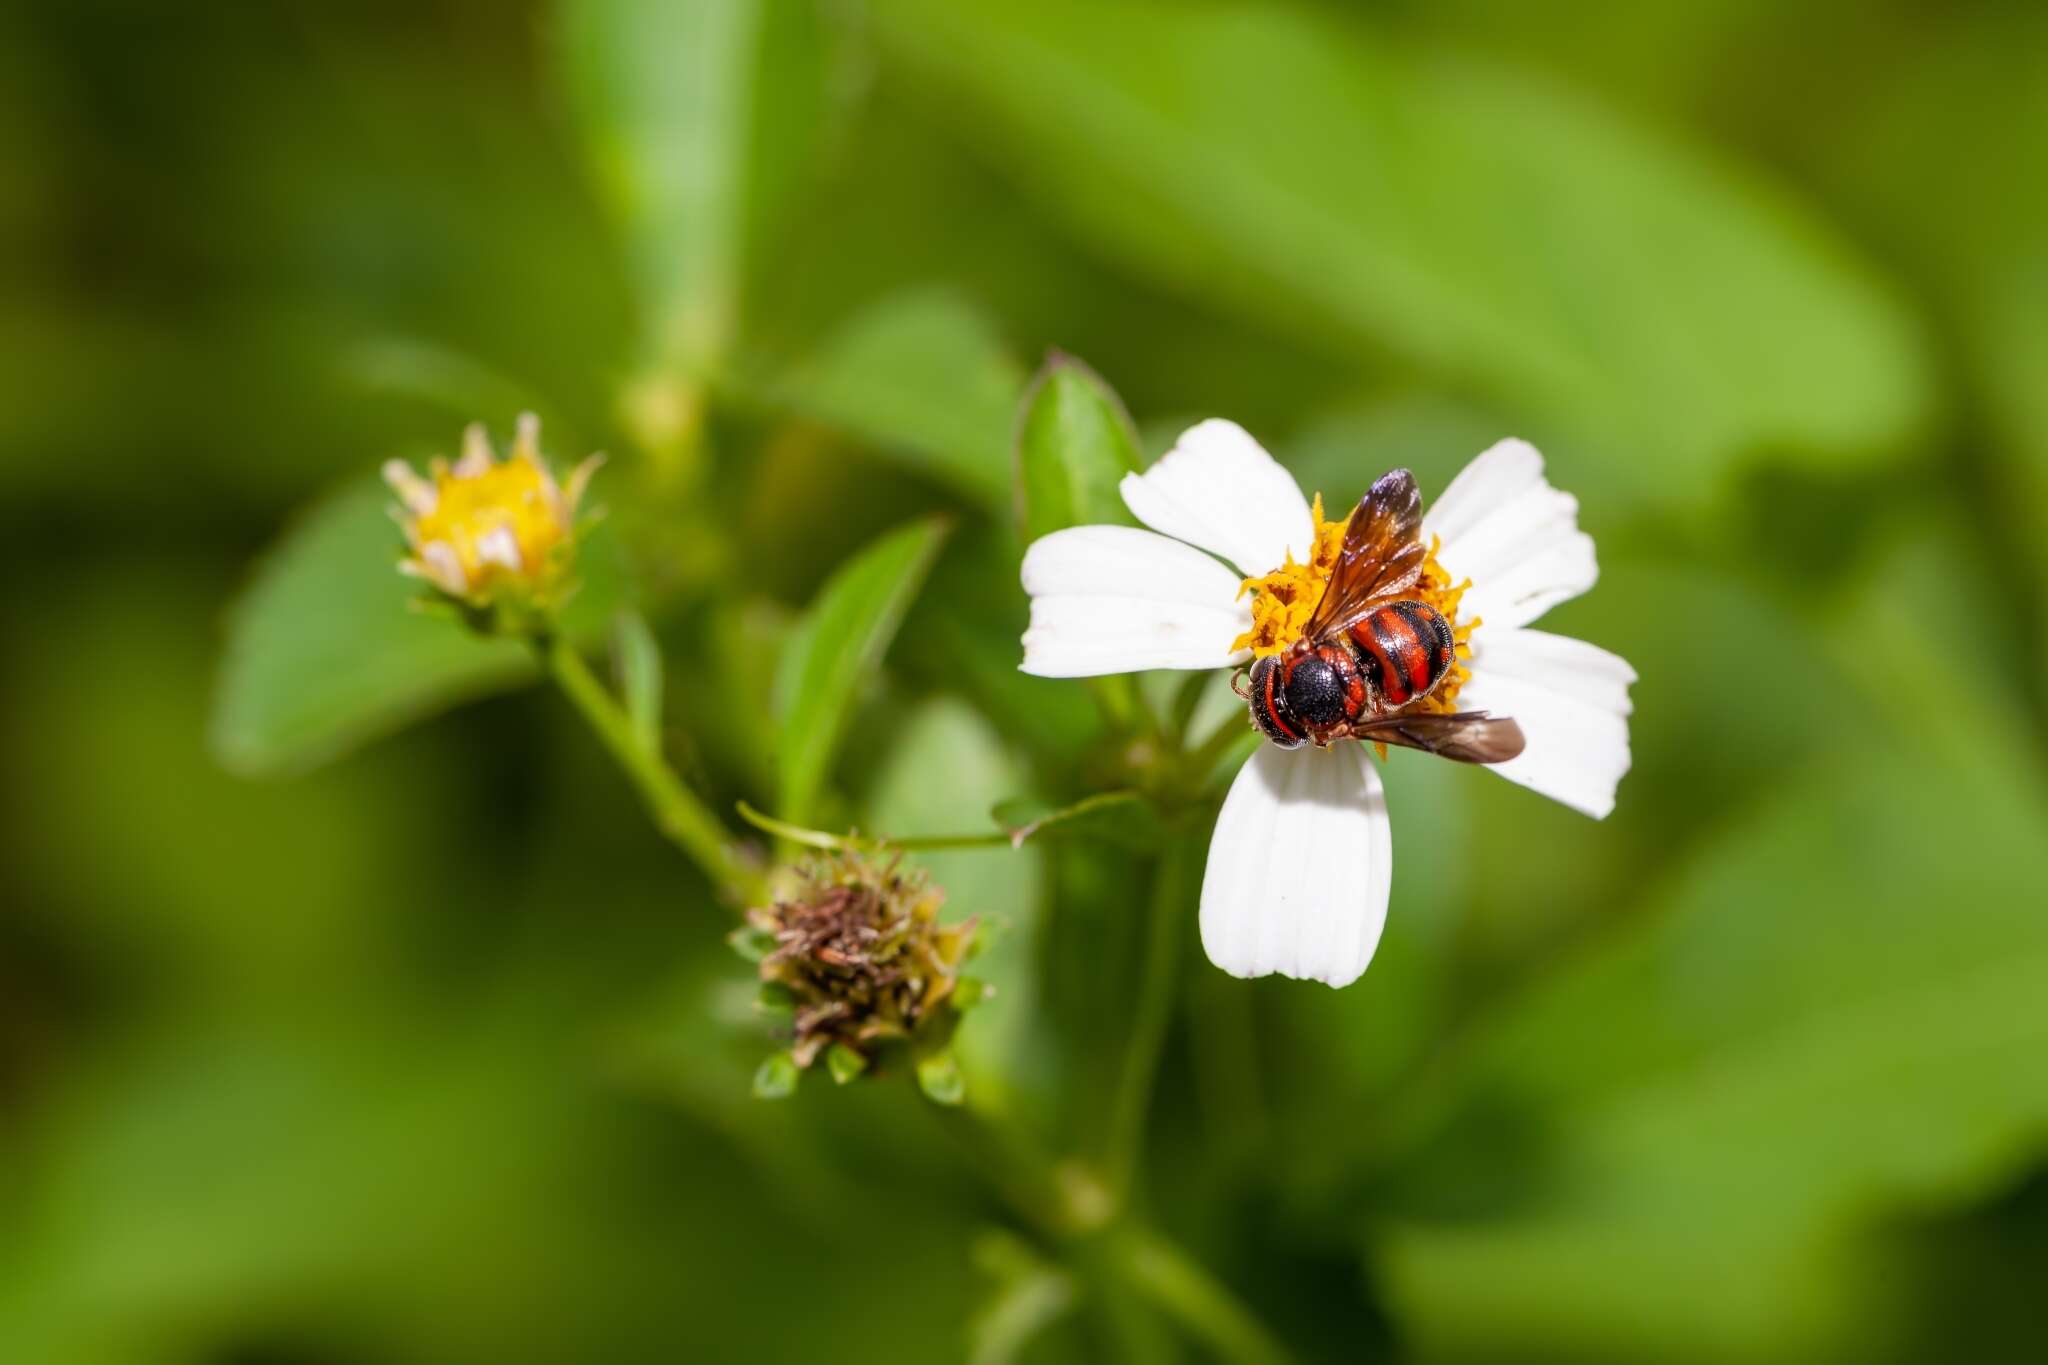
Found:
751,1051 -> 800,1100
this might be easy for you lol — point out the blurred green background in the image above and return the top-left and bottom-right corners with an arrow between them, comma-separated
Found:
5,0 -> 2047,1360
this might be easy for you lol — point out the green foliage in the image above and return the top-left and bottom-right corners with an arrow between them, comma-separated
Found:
209,477 -> 624,776
1015,352 -> 1145,540
558,0 -> 827,378
871,0 -> 1933,504
18,2 -> 2048,1361
760,288 -> 1028,513
610,608 -> 664,753
773,516 -> 951,825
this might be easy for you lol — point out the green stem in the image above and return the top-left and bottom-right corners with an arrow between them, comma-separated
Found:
1101,837 -> 1191,1206
736,801 -> 1015,854
539,634 -> 762,906
1114,1227 -> 1294,1365
926,1093 -> 1293,1365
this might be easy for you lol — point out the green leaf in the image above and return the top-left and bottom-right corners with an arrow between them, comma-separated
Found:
989,791 -> 1164,852
758,288 -> 1027,512
751,1052 -> 799,1100
210,476 -> 624,777
773,517 -> 951,825
610,609 -> 664,754
871,0 -> 1932,504
869,699 -> 1046,1111
1014,352 -> 1143,541
559,0 -> 826,377
1371,538 -> 2048,1359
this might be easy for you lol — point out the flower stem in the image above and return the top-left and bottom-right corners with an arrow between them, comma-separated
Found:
538,634 -> 762,906
1112,1227 -> 1294,1365
734,801 -> 1016,853
1101,834 -> 1192,1207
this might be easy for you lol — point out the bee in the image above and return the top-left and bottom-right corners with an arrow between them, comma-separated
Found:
1238,468 -> 1525,764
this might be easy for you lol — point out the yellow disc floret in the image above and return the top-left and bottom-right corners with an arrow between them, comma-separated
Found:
1231,491 -> 1479,713
383,414 -> 602,610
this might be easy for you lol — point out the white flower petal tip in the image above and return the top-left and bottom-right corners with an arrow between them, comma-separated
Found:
1018,525 -> 1252,677
1425,437 -> 1598,630
1200,743 -> 1392,989
1461,626 -> 1636,819
1119,419 -> 1313,577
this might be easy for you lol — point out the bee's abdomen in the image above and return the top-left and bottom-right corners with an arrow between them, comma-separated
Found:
1349,601 -> 1455,708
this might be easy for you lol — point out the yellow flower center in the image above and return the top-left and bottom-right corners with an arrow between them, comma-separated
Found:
1230,492 -> 1479,714
413,455 -> 566,588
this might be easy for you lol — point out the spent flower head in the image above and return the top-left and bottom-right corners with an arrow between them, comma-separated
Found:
736,849 -> 985,1089
382,413 -> 602,622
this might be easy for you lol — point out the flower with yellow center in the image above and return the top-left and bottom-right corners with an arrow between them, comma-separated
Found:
1230,496 -> 1479,719
1019,419 -> 1635,988
382,414 -> 602,610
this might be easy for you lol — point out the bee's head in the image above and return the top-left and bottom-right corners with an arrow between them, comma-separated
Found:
1245,655 -> 1308,750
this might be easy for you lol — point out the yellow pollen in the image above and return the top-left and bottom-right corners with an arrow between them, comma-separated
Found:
1231,495 -> 1479,713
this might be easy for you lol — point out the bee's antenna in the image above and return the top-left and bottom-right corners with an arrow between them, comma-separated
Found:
1230,669 -> 1252,700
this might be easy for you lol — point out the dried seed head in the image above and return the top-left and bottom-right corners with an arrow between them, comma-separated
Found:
743,850 -> 983,1076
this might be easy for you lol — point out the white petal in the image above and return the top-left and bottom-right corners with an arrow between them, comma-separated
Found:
415,540 -> 468,595
1020,526 -> 1250,677
1120,419 -> 1313,577
1200,743 -> 1392,988
381,459 -> 437,516
1424,438 -> 1597,629
475,525 -> 523,572
1458,626 -> 1635,819
455,422 -> 493,477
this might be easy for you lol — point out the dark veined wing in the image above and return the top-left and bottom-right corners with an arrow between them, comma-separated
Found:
1301,468 -> 1427,639
1351,711 -> 1524,765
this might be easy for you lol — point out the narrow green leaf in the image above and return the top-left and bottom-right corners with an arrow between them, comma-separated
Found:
610,609 -> 664,754
872,0 -> 1932,503
751,1052 -> 799,1100
559,0 -> 825,377
1014,351 -> 1143,540
989,791 -> 1165,852
209,476 -> 624,777
757,288 -> 1027,512
773,517 -> 951,825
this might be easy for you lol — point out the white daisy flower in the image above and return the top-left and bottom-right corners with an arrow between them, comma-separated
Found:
1019,420 -> 1634,988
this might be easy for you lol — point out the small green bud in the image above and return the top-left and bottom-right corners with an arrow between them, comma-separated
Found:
752,1052 -> 799,1100
952,976 -> 991,1011
756,981 -> 796,1015
916,1050 -> 965,1106
825,1043 -> 869,1085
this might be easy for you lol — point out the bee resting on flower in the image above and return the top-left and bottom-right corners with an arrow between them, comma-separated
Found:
1019,420 -> 1635,988
382,413 -> 602,610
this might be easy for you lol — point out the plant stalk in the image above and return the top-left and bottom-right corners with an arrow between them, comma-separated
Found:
539,634 -> 762,906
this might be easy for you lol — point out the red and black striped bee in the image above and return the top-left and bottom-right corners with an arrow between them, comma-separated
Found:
1239,469 -> 1525,765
